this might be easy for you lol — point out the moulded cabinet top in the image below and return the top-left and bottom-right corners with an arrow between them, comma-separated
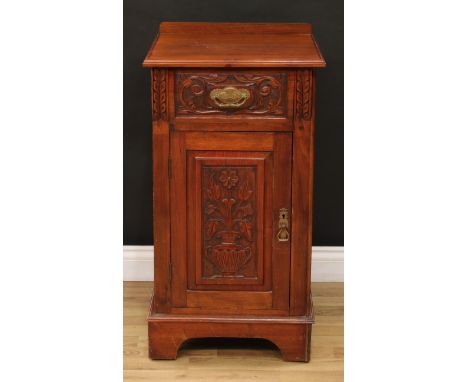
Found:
143,22 -> 326,68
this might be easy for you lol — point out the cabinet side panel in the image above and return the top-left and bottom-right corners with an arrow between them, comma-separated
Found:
153,119 -> 171,312
152,69 -> 171,313
306,71 -> 316,315
290,70 -> 314,316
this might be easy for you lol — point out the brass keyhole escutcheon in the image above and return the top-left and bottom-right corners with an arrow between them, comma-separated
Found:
277,208 -> 289,242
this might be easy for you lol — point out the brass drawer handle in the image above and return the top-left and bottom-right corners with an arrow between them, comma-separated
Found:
277,208 -> 289,242
210,87 -> 250,108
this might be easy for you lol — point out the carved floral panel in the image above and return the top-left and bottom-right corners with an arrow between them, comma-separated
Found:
176,71 -> 288,116
202,166 -> 257,279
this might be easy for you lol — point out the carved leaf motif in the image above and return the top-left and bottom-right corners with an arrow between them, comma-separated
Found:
236,203 -> 254,218
221,198 -> 235,210
205,203 -> 216,215
206,220 -> 219,239
152,69 -> 167,120
220,198 -> 235,224
182,78 -> 195,87
206,177 -> 221,201
176,72 -> 287,116
202,166 -> 257,278
237,180 -> 253,201
239,221 -> 253,241
296,70 -> 312,120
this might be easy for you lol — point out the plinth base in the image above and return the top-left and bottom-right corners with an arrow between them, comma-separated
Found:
148,308 -> 313,362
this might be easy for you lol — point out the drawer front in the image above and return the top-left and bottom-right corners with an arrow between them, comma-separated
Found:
175,70 -> 290,118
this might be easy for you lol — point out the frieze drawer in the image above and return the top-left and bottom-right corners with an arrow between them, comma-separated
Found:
175,70 -> 291,118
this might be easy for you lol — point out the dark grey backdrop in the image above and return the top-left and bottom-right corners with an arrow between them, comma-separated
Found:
124,0 -> 343,246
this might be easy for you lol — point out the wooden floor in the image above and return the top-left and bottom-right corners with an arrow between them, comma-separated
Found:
124,282 -> 343,382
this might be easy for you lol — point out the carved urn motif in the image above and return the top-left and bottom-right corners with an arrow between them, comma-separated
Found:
204,168 -> 255,277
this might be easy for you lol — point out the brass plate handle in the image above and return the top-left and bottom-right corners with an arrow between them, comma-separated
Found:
210,87 -> 250,108
277,208 -> 289,242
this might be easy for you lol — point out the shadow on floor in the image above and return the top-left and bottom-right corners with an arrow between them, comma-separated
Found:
179,337 -> 280,353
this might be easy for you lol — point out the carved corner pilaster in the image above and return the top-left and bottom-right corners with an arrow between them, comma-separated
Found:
151,69 -> 168,121
295,69 -> 313,121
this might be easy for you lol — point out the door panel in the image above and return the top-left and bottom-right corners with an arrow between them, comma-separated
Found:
170,131 -> 291,313
187,151 -> 271,289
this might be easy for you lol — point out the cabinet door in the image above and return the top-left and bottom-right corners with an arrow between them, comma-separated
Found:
170,131 -> 291,314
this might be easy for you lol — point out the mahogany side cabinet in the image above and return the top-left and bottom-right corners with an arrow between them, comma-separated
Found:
143,22 -> 325,362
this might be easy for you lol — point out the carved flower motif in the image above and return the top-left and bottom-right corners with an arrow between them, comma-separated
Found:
219,170 -> 239,189
259,85 -> 271,96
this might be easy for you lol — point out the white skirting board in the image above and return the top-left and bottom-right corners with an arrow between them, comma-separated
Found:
123,246 -> 343,282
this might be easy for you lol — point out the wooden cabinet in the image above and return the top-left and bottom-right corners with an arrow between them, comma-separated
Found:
143,22 -> 325,362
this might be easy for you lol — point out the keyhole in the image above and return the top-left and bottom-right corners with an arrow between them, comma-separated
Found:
282,213 -> 285,219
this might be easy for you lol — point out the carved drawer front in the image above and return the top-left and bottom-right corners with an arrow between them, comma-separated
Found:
175,70 -> 289,118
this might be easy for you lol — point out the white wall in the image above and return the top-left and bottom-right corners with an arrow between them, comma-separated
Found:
123,246 -> 343,282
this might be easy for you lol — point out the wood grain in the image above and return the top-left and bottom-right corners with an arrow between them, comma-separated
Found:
290,69 -> 315,316
175,70 -> 288,116
144,22 -> 325,363
143,23 -> 326,68
170,68 -> 297,132
187,152 -> 270,288
151,118 -> 170,312
186,290 -> 273,310
124,281 -> 343,382
170,132 -> 291,313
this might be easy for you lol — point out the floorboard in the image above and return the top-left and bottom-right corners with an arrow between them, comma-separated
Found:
124,281 -> 343,382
